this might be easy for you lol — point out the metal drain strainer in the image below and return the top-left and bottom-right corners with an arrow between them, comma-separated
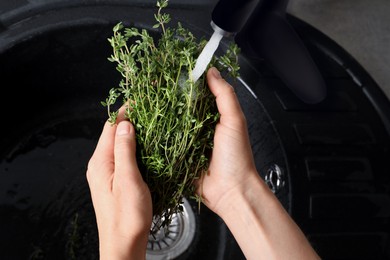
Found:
146,198 -> 196,260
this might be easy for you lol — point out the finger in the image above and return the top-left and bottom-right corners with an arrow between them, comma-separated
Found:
91,120 -> 116,164
89,106 -> 126,176
87,121 -> 116,190
116,105 -> 128,123
207,67 -> 245,126
113,120 -> 142,183
91,104 -> 127,162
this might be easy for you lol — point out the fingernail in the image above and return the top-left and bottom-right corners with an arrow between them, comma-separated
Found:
211,67 -> 222,79
116,121 -> 130,136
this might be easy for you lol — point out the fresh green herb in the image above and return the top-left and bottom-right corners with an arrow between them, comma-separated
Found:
103,0 -> 240,230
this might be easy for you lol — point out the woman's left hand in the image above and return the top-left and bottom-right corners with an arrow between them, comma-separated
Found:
87,116 -> 152,260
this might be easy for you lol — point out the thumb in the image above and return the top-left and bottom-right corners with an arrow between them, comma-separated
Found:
114,120 -> 140,178
207,67 -> 245,126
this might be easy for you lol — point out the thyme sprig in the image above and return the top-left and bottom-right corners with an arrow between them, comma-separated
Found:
102,0 -> 240,230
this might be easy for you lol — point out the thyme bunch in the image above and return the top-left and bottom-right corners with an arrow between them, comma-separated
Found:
102,0 -> 240,230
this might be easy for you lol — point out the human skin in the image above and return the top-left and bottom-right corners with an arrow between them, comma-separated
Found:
198,67 -> 320,260
87,112 -> 152,260
87,67 -> 320,260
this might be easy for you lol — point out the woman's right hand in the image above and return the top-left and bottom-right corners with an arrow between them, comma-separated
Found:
197,67 -> 259,216
199,68 -> 320,260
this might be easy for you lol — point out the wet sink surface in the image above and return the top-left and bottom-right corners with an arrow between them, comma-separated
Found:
0,2 -> 390,259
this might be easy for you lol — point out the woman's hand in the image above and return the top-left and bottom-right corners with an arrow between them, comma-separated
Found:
197,67 -> 258,216
87,117 -> 152,260
199,68 -> 320,260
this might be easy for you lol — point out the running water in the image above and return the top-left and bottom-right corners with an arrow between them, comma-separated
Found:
191,30 -> 224,83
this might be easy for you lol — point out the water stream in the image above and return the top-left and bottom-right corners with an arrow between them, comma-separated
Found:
191,30 -> 223,83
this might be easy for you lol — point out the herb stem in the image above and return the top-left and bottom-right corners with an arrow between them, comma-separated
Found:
104,0 -> 240,230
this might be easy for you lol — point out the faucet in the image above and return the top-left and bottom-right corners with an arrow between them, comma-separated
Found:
211,0 -> 327,104
211,0 -> 259,36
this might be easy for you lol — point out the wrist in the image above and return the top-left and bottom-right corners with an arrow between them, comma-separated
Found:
215,172 -> 320,260
214,170 -> 270,219
99,231 -> 149,260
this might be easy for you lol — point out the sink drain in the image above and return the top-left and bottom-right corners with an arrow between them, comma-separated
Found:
265,164 -> 285,194
146,198 -> 196,260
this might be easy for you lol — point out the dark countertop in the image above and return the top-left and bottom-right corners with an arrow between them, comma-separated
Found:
288,0 -> 390,100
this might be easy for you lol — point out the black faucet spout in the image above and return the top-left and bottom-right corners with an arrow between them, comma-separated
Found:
212,0 -> 327,104
211,0 -> 259,35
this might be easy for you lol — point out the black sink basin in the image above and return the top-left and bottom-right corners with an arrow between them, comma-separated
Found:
0,1 -> 389,259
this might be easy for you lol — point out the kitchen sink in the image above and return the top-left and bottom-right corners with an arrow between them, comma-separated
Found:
0,1 -> 389,259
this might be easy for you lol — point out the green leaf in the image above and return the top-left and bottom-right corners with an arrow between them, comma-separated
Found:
113,22 -> 123,33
